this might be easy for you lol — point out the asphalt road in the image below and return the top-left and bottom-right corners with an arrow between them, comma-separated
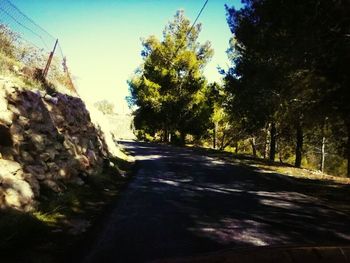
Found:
82,141 -> 350,262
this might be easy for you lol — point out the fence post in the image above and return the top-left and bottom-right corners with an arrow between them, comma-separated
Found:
62,57 -> 77,93
42,39 -> 58,78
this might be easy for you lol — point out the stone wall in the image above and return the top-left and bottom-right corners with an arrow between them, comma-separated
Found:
0,80 -> 111,211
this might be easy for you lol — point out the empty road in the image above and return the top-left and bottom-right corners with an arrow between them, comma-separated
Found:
82,141 -> 350,262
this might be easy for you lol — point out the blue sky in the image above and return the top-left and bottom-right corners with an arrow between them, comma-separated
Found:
9,0 -> 242,113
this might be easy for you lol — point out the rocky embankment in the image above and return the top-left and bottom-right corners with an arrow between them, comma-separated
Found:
0,79 -> 115,211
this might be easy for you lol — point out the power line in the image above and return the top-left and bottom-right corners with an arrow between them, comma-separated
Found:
141,0 -> 210,65
0,0 -> 61,52
185,0 -> 209,43
1,0 -> 72,81
57,42 -> 64,59
3,0 -> 56,41
173,0 -> 209,57
0,0 -> 76,92
0,17 -> 43,51
0,0 -> 66,55
0,5 -> 49,49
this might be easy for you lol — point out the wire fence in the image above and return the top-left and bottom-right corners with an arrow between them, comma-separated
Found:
0,0 -> 75,91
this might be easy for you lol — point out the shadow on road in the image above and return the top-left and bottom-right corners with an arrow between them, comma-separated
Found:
83,141 -> 350,263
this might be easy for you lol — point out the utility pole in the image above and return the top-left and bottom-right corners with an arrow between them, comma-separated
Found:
320,136 -> 326,172
43,39 -> 58,78
320,117 -> 328,173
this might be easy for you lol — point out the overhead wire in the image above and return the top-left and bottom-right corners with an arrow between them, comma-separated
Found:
0,6 -> 49,49
0,0 -> 75,86
57,42 -> 64,59
172,0 -> 209,59
0,0 -> 65,62
0,6 -> 45,44
3,0 -> 56,41
0,0 -> 63,51
158,0 -> 209,66
0,22 -> 43,51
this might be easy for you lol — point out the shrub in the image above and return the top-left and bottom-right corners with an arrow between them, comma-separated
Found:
0,24 -> 17,58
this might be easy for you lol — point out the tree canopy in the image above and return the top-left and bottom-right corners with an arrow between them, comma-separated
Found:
129,10 -> 214,144
224,0 -> 350,174
127,2 -> 349,177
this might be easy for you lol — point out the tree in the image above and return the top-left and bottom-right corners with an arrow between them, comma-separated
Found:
128,10 -> 214,144
94,100 -> 115,115
223,22 -> 283,162
224,0 -> 350,174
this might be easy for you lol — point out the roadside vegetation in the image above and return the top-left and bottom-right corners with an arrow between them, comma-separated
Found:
0,24 -> 73,94
0,23 -> 134,262
1,157 -> 132,263
1,0 -> 349,260
129,2 -> 349,178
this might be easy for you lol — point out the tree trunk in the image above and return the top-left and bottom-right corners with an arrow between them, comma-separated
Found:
250,137 -> 257,157
180,131 -> 186,146
269,122 -> 276,162
168,132 -> 172,143
235,141 -> 238,154
279,152 -> 284,164
347,132 -> 350,177
163,129 -> 167,142
346,120 -> 350,177
320,136 -> 326,172
220,131 -> 226,150
264,127 -> 269,159
213,122 -> 218,149
295,122 -> 303,168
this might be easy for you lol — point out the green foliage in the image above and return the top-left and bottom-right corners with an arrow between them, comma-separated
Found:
128,10 -> 214,144
0,23 -> 73,93
224,0 -> 350,176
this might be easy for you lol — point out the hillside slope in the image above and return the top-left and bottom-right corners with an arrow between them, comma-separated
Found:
0,74 -> 127,210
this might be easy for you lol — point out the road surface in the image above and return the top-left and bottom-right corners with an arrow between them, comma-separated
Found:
82,141 -> 350,262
